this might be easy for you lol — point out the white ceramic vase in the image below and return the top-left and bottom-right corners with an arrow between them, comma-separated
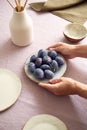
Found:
9,9 -> 33,46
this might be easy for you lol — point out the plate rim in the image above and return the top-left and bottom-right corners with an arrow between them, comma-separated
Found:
0,68 -> 21,112
23,114 -> 68,130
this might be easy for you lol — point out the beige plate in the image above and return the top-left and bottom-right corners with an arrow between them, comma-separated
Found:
24,52 -> 67,83
23,114 -> 68,130
63,23 -> 87,43
0,68 -> 21,111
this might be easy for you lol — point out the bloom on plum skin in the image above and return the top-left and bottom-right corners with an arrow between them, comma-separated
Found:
38,49 -> 47,58
40,64 -> 51,70
48,50 -> 58,59
34,68 -> 44,79
30,55 -> 37,62
28,62 -> 36,73
51,60 -> 59,72
55,56 -> 64,66
44,70 -> 54,79
35,58 -> 42,67
43,56 -> 52,64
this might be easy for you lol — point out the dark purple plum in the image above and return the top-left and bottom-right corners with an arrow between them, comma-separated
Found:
38,49 -> 47,58
51,60 -> 59,72
43,56 -> 52,64
30,55 -> 37,62
48,50 -> 58,59
35,58 -> 42,67
44,70 -> 54,79
55,56 -> 64,66
34,68 -> 44,79
28,62 -> 36,73
40,64 -> 51,70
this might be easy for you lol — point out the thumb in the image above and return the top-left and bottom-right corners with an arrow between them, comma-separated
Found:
49,78 -> 62,84
38,82 -> 54,90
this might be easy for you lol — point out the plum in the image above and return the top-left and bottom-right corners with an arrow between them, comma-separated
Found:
30,55 -> 37,62
28,62 -> 36,73
40,64 -> 51,70
44,70 -> 54,79
43,56 -> 52,64
48,50 -> 58,59
51,60 -> 59,72
34,68 -> 44,79
38,49 -> 47,58
35,58 -> 42,67
55,56 -> 64,66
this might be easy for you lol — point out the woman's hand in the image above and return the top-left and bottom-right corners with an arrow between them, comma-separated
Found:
39,77 -> 77,96
47,42 -> 76,59
39,42 -> 87,98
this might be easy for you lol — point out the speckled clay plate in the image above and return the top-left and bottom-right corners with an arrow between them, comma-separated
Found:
23,114 -> 68,130
24,52 -> 67,83
0,68 -> 21,111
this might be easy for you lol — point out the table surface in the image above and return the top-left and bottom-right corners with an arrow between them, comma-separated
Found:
0,0 -> 87,130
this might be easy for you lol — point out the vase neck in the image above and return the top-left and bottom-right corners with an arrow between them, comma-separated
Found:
13,9 -> 27,19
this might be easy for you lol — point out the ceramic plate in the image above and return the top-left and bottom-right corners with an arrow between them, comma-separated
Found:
63,23 -> 87,42
0,68 -> 21,111
23,114 -> 68,130
24,52 -> 67,83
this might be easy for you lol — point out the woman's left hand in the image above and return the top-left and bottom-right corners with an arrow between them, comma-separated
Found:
38,77 -> 77,96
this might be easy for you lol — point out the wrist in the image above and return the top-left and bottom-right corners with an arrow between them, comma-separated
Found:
72,45 -> 81,57
75,81 -> 87,98
70,45 -> 78,58
73,44 -> 87,58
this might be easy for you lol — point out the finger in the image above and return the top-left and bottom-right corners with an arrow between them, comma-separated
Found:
50,47 -> 61,51
47,44 -> 58,49
39,82 -> 54,90
46,47 -> 62,54
49,78 -> 62,84
47,42 -> 60,50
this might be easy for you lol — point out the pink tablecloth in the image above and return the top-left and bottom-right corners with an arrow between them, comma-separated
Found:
0,0 -> 87,130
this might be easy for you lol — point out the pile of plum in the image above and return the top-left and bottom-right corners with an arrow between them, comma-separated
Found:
28,49 -> 64,80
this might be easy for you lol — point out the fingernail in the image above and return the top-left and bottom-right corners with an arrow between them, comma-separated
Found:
49,79 -> 52,82
49,48 -> 52,50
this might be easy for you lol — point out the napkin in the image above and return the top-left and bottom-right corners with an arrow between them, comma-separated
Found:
30,0 -> 87,24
